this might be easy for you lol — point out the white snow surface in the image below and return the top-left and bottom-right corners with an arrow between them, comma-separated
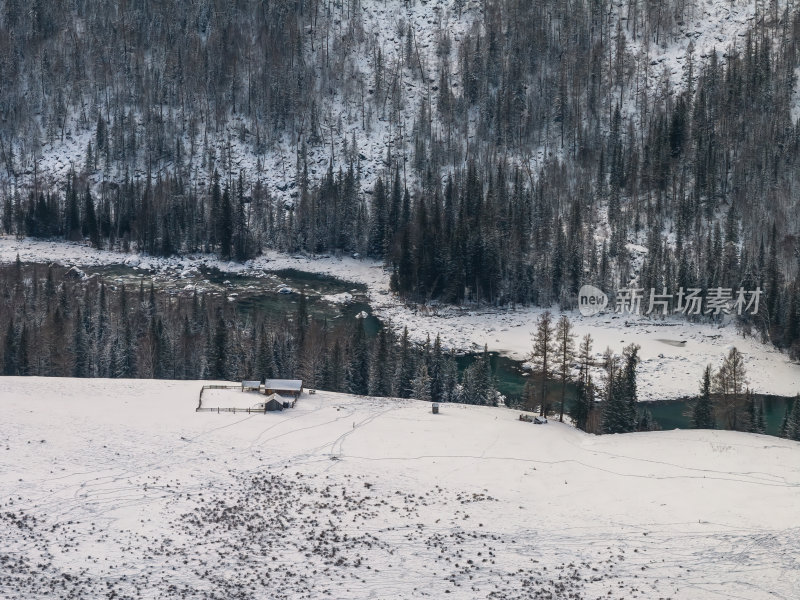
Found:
4,236 -> 800,401
1,377 -> 798,599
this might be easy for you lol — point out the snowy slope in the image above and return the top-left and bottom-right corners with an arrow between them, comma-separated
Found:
3,235 -> 800,401
14,0 -> 484,201
1,376 -> 799,599
10,0 -> 769,196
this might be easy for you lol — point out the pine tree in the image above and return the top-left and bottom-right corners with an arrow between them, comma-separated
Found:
65,176 -> 81,241
693,364 -> 715,429
569,333 -> 595,431
368,177 -> 387,258
412,363 -> 432,403
369,328 -> 392,397
779,404 -> 790,439
621,344 -> 640,430
347,321 -> 370,396
17,324 -> 29,376
394,327 -> 415,398
429,334 -> 444,402
83,186 -> 100,248
295,292 -> 309,348
746,390 -> 757,433
3,318 -> 17,375
209,310 -> 228,380
787,396 -> 800,441
755,398 -> 766,435
219,185 -> 233,259
602,346 -> 638,434
72,308 -> 88,377
233,172 -> 249,262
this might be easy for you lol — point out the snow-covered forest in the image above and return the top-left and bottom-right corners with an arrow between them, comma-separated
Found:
1,0 -> 799,355
2,1 -> 800,382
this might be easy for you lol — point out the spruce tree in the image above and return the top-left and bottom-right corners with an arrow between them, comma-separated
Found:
788,396 -> 800,442
620,344 -> 640,431
602,348 -> 631,434
83,186 -> 100,248
369,328 -> 392,397
72,308 -> 88,377
755,399 -> 766,435
347,321 -> 370,396
779,405 -> 790,439
220,186 -> 233,259
3,318 -> 17,375
570,334 -> 595,431
429,334 -> 444,402
17,325 -> 29,376
412,363 -> 432,403
395,327 -> 415,398
693,364 -> 715,429
209,311 -> 228,380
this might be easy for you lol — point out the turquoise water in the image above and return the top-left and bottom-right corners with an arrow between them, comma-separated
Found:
67,263 -> 800,437
459,350 -> 796,436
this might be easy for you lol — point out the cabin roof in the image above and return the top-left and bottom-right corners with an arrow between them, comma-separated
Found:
264,379 -> 303,391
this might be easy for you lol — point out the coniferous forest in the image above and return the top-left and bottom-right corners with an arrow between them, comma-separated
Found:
0,260 -> 510,410
2,1 -> 800,434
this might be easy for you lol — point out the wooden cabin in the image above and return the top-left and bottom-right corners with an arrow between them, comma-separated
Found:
241,380 -> 261,392
263,379 -> 304,398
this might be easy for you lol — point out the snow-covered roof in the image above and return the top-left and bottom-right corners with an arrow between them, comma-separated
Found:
264,379 -> 303,391
242,380 -> 261,388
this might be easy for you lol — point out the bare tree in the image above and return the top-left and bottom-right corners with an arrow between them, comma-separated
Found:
713,347 -> 748,430
554,314 -> 576,422
529,311 -> 555,416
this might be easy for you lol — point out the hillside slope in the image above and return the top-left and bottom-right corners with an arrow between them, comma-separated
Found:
2,376 -> 799,599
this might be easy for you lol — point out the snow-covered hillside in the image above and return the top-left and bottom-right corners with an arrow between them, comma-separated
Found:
1,377 -> 798,599
12,0 -> 486,199
4,235 -> 800,400
8,0 -> 769,197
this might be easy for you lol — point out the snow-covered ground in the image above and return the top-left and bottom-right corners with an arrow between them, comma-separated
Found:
4,236 -> 800,401
1,377 -> 798,599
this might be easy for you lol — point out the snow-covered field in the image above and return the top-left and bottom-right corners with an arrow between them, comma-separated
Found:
1,377 -> 798,599
4,236 -> 800,401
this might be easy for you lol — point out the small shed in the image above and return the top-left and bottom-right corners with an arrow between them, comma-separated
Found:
432,402 -> 440,414
242,380 -> 261,392
254,394 -> 284,412
263,379 -> 304,398
534,416 -> 548,424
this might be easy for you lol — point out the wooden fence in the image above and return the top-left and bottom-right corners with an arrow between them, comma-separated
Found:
196,406 -> 266,414
197,384 -> 247,412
